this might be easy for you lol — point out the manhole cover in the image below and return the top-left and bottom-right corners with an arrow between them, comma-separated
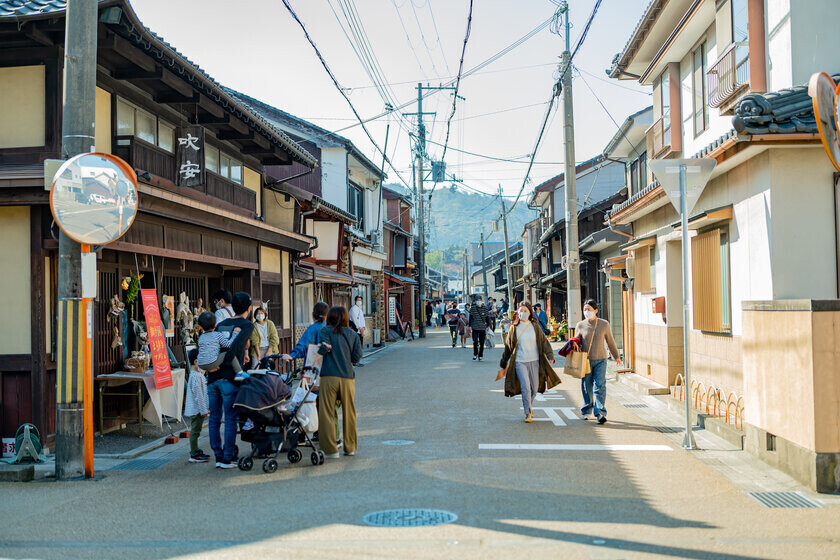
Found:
623,403 -> 648,408
362,509 -> 458,527
748,491 -> 822,508
382,440 -> 415,446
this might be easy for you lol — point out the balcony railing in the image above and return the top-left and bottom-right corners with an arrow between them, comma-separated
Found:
646,115 -> 672,158
708,41 -> 750,109
114,135 -> 256,216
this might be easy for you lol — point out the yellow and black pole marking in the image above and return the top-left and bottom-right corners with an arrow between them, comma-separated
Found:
56,299 -> 85,404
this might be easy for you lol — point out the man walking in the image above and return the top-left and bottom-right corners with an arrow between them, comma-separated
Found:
534,303 -> 550,335
208,291 -> 253,469
469,295 -> 490,361
349,295 -> 366,367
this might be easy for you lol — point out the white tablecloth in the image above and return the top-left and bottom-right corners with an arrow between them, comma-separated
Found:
97,369 -> 185,428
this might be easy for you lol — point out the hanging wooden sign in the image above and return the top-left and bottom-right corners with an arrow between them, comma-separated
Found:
175,125 -> 205,187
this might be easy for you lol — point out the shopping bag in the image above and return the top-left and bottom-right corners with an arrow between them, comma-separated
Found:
563,351 -> 590,378
296,402 -> 319,434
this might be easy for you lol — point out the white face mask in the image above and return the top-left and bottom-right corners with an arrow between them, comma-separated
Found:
255,313 -> 265,322
584,309 -> 595,320
355,301 -> 362,308
477,300 -> 484,306
518,311 -> 530,322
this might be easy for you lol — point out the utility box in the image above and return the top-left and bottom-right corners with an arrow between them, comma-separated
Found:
652,296 -> 665,314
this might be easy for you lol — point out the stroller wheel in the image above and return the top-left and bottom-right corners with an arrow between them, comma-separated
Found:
262,458 -> 278,473
318,451 -> 325,465
287,448 -> 302,464
238,456 -> 253,471
310,452 -> 320,466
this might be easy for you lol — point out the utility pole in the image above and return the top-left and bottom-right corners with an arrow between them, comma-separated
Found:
463,249 -> 468,301
405,83 -> 457,337
479,232 -> 489,299
56,0 -> 98,480
561,3 -> 582,330
498,185 -> 514,308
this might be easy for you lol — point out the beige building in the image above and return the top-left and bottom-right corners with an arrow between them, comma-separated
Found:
608,0 -> 840,492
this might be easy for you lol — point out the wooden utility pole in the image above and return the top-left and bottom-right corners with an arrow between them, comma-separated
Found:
499,185 -> 514,307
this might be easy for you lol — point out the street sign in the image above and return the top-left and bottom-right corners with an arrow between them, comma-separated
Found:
649,158 -> 716,216
808,72 -> 840,172
49,152 -> 138,245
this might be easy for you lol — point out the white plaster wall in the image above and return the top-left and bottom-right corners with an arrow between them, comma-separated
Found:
320,147 -> 348,210
769,148 -> 838,299
632,205 -> 676,330
552,161 -> 625,222
789,0 -> 840,84
766,0 -> 793,91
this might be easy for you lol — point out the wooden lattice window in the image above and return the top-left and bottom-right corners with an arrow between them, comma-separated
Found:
634,246 -> 654,293
691,228 -> 731,333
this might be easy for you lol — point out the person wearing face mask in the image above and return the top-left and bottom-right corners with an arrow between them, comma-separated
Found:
249,306 -> 279,365
349,296 -> 366,367
575,299 -> 621,425
468,295 -> 491,361
212,289 -> 235,325
498,301 -> 559,422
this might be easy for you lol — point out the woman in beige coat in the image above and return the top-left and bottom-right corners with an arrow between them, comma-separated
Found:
498,301 -> 560,422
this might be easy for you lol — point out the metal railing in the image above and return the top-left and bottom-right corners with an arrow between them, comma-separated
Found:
708,41 -> 750,108
645,115 -> 671,158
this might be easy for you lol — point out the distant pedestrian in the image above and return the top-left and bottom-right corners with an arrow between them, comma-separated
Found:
438,300 -> 447,328
488,298 -> 497,332
575,299 -> 621,425
212,289 -> 235,324
249,306 -> 279,364
349,295 -> 366,367
446,302 -> 460,347
498,301 -> 559,422
457,311 -> 470,348
533,303 -> 550,335
425,301 -> 433,327
469,295 -> 490,361
499,297 -> 509,316
184,348 -> 210,463
317,306 -> 362,459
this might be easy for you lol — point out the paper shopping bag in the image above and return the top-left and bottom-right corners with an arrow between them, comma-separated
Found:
563,350 -> 590,379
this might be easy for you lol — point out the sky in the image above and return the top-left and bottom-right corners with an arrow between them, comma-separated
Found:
131,0 -> 652,202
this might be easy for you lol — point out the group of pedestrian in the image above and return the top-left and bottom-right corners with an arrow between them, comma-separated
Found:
183,291 -> 362,468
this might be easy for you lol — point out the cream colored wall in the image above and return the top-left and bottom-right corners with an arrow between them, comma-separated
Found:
0,207 -> 31,354
95,87 -> 111,154
282,251 -> 291,330
306,219 -> 340,261
264,189 -> 296,232
690,331 -> 743,396
244,167 -> 262,216
769,148 -> 838,299
743,308 -> 840,453
0,65 -> 45,149
260,245 -> 282,274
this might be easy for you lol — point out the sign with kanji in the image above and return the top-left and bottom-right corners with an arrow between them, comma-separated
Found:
175,125 -> 205,187
141,288 -> 173,389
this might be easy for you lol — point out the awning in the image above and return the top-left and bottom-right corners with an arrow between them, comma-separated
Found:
310,264 -> 355,285
539,221 -> 561,244
385,270 -> 417,285
580,227 -> 631,254
604,254 -> 628,270
540,269 -> 566,284
671,205 -> 733,231
353,272 -> 371,285
621,235 -> 657,253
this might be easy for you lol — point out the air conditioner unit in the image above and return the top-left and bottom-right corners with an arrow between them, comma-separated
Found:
626,256 -> 636,279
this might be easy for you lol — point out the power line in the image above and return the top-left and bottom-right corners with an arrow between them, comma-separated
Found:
409,0 -> 443,76
574,66 -> 642,160
575,66 -> 652,95
391,0 -> 430,78
421,136 -> 565,164
426,0 -> 451,74
280,0 -> 412,191
438,0 -> 473,165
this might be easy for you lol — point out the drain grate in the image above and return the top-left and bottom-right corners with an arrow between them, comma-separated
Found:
623,403 -> 649,408
362,509 -> 458,527
748,491 -> 823,509
653,426 -> 685,433
382,440 -> 415,446
110,456 -> 176,471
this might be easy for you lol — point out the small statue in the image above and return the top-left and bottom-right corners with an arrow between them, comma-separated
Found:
176,291 -> 194,331
194,297 -> 206,319
107,294 -> 125,350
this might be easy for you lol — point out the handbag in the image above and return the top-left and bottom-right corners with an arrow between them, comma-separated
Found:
563,329 -> 594,379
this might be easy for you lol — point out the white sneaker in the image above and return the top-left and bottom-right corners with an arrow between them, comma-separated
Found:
581,413 -> 593,421
215,461 -> 235,469
325,453 -> 340,459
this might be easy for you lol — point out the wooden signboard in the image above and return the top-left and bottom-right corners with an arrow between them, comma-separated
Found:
175,125 -> 205,187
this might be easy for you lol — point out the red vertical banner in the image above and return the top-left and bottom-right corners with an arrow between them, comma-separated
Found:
140,288 -> 173,389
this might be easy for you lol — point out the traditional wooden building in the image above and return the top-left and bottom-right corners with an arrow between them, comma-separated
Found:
0,0 -> 317,443
382,185 -> 416,338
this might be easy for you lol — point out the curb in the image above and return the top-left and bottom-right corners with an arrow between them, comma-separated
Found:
94,435 -> 170,460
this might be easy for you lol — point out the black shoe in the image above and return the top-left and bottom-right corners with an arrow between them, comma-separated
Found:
472,356 -> 477,361
598,415 -> 607,425
452,343 -> 456,348
478,356 -> 483,361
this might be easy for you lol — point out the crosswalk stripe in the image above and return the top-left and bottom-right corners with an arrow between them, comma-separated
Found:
479,444 -> 674,451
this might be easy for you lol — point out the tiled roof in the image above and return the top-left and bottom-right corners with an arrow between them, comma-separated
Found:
608,0 -> 668,79
0,0 -> 317,168
731,80 -> 831,135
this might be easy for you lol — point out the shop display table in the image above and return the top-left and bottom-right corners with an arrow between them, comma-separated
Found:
95,369 -> 185,436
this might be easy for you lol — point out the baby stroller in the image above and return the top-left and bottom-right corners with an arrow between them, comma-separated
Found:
232,361 -> 325,473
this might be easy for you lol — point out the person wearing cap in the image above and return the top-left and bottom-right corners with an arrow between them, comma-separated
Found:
468,294 -> 491,361
533,303 -> 550,335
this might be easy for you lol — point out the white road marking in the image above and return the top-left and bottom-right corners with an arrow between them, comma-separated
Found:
479,444 -> 673,451
558,407 -> 580,420
534,393 -> 566,402
532,407 -> 567,426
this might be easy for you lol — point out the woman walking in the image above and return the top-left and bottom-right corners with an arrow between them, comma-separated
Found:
317,306 -> 362,458
249,306 -> 279,364
575,299 -> 621,424
498,301 -> 560,422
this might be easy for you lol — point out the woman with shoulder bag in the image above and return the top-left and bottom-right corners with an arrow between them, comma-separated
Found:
316,306 -> 362,459
575,299 -> 621,425
498,301 -> 560,422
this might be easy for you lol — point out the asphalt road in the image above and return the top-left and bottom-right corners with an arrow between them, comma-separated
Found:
1,329 -> 838,559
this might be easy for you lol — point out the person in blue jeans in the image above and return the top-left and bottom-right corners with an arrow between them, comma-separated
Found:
207,291 -> 254,469
573,299 -> 621,424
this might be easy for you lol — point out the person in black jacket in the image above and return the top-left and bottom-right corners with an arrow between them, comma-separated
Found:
208,291 -> 254,469
317,306 -> 362,459
469,295 -> 491,361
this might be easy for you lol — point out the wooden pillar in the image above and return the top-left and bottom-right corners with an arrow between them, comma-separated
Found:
668,62 -> 683,153
748,0 -> 767,93
30,206 -> 47,436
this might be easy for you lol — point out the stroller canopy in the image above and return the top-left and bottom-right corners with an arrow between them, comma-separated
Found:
233,374 -> 291,411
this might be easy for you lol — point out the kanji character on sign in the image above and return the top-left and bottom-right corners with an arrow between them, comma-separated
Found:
178,133 -> 201,151
179,161 -> 200,179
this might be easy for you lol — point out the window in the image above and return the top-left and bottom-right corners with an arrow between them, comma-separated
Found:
633,246 -> 655,293
693,42 -> 709,136
295,283 -> 313,325
210,148 -> 243,184
115,97 -> 176,152
392,235 -> 407,267
205,144 -> 219,173
691,228 -> 731,333
348,183 -> 365,231
630,160 -> 639,194
655,71 -> 671,149
731,0 -> 748,43
639,152 -> 647,189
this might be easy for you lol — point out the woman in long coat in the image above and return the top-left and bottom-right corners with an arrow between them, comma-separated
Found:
498,301 -> 560,422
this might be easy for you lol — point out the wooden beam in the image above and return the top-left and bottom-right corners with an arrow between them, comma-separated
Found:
217,130 -> 253,141
196,113 -> 229,125
160,69 -> 194,99
23,24 -> 54,47
226,116 -> 250,135
198,94 -> 225,118
251,133 -> 271,150
155,91 -> 200,104
241,146 -> 275,155
112,67 -> 163,80
100,33 -> 156,72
